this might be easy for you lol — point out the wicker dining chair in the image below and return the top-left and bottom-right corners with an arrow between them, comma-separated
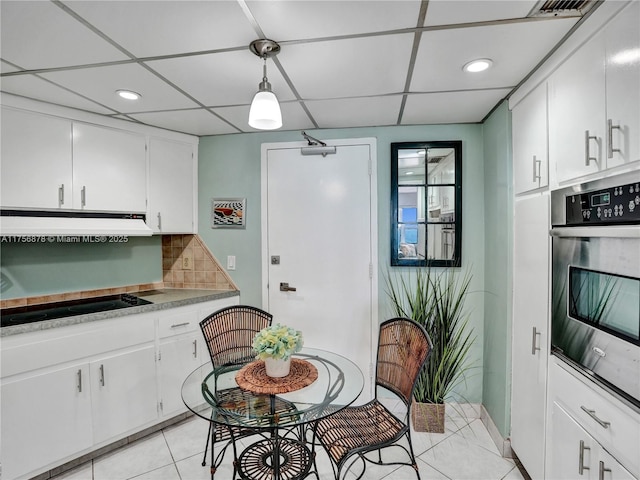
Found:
313,317 -> 432,480
199,304 -> 273,479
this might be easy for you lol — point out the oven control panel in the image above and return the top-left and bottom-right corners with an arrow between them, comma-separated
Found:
566,180 -> 640,225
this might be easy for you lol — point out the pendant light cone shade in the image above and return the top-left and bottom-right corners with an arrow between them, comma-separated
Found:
248,39 -> 283,130
249,83 -> 282,130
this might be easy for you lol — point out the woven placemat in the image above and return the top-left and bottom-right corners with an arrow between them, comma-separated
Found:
236,359 -> 318,395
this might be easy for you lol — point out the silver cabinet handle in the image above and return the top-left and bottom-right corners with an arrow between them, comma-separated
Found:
585,130 -> 597,166
599,461 -> 611,480
59,184 -> 65,206
532,155 -> 542,182
580,406 -> 610,429
77,369 -> 82,392
99,364 -> 105,386
171,322 -> 190,328
579,440 -> 590,475
81,186 -> 86,207
531,327 -> 541,355
607,119 -> 621,159
193,339 -> 197,358
157,212 -> 162,230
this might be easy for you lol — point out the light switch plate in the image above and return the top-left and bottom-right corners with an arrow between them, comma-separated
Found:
227,255 -> 236,270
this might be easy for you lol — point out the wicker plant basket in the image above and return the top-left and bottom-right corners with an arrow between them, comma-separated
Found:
411,400 -> 445,433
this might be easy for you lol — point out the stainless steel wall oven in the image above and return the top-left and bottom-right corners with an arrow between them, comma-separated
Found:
550,171 -> 640,410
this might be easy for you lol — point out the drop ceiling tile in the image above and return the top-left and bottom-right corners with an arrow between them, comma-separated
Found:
279,34 -> 414,99
214,101 -> 316,133
0,74 -> 116,115
247,0 -> 422,41
147,50 -> 296,107
306,95 -> 403,128
424,0 -> 537,26
0,1 -> 128,69
402,89 -> 511,125
65,1 -> 257,58
411,18 -> 578,92
129,109 -> 239,136
39,63 -> 199,113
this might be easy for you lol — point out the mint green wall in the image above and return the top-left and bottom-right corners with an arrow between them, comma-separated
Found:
481,101 -> 513,438
198,123 -> 487,404
0,236 -> 162,299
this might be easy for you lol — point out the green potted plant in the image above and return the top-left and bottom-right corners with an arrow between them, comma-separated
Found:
385,267 -> 475,433
253,323 -> 304,377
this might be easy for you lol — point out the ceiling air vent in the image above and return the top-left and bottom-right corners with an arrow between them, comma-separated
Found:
528,0 -> 597,18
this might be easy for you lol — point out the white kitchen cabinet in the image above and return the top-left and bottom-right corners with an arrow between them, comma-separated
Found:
0,107 -> 73,209
148,137 -> 196,233
510,194 -> 550,480
157,307 -> 203,417
0,364 -> 93,480
512,82 -> 549,194
72,122 -> 147,213
549,2 -> 640,183
549,31 -> 605,183
604,1 -> 640,168
548,402 -> 636,480
157,297 -> 239,417
90,345 -> 158,444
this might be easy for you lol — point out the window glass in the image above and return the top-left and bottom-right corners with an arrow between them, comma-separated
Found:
391,141 -> 462,266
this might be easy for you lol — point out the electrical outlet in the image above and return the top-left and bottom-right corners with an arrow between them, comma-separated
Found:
182,256 -> 192,270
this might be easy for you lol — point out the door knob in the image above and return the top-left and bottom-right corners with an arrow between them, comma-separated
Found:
280,282 -> 297,292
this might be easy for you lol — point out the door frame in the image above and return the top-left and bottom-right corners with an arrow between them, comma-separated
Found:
260,138 -> 378,395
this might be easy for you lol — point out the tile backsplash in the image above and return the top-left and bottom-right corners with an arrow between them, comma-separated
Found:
0,234 -> 237,309
162,234 -> 238,291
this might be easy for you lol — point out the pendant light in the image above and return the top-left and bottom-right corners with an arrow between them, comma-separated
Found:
248,39 -> 282,130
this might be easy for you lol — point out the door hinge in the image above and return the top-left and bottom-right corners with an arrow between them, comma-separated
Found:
159,401 -> 163,414
369,263 -> 373,279
157,351 -> 161,362
368,158 -> 372,176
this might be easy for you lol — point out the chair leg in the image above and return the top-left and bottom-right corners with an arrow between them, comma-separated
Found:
405,431 -> 421,480
202,422 -> 212,466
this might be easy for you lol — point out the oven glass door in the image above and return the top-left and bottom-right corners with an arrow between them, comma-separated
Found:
569,267 -> 640,345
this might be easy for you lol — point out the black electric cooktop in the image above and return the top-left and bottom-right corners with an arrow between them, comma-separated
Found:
1,294 -> 152,328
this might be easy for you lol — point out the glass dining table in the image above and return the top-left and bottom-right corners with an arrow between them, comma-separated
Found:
181,347 -> 364,480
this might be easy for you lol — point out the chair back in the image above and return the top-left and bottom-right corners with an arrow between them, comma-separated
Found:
375,318 -> 432,406
200,305 -> 272,368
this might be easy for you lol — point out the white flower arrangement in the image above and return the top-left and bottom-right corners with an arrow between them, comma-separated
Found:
253,323 -> 304,360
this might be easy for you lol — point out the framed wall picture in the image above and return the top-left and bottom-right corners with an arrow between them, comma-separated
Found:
211,198 -> 246,228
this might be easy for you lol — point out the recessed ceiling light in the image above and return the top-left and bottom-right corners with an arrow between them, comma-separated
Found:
116,89 -> 141,100
405,171 -> 415,175
463,59 -> 493,73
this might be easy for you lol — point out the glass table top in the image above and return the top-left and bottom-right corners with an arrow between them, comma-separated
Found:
181,348 -> 364,429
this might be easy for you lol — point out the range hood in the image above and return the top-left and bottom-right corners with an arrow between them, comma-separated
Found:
0,210 -> 153,236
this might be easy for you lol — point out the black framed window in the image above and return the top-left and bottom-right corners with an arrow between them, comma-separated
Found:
391,141 -> 462,267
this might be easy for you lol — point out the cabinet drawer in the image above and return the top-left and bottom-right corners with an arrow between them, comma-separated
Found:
550,358 -> 640,476
1,313 -> 155,378
157,308 -> 199,338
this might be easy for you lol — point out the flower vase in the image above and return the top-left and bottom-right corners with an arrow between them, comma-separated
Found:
264,357 -> 291,377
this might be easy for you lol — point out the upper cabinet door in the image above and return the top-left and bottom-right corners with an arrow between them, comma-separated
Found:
1,107 -> 73,210
605,1 -> 640,169
148,137 -> 196,233
72,123 -> 147,212
549,32 -> 606,184
512,82 -> 549,194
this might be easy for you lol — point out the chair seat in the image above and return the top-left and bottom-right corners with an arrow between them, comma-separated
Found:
315,399 -> 407,467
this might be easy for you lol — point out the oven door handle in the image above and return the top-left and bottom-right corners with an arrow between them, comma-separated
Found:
550,226 -> 640,238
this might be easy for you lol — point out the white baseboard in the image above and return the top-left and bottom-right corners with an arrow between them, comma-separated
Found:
480,404 -> 513,458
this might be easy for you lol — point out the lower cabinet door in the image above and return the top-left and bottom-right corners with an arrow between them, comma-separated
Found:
90,345 -> 158,444
158,333 -> 203,417
548,401 -> 635,480
0,364 -> 92,480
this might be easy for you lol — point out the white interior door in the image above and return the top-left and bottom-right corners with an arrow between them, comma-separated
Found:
262,138 -> 377,401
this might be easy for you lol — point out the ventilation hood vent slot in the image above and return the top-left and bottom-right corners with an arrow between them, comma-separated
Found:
0,210 -> 153,236
528,0 -> 597,17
